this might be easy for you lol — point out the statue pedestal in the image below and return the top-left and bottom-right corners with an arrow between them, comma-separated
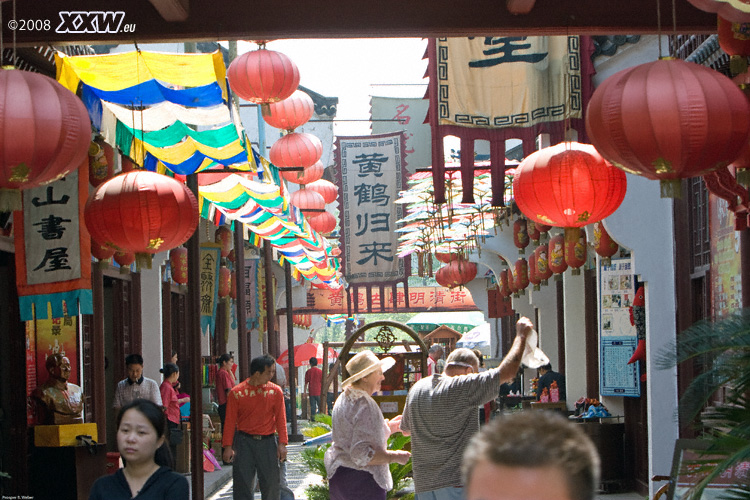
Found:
30,443 -> 107,500
34,423 -> 98,447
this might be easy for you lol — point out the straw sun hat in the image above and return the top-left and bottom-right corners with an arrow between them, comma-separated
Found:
342,350 -> 395,387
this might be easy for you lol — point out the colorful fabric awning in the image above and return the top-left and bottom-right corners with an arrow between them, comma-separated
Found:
56,49 -> 342,288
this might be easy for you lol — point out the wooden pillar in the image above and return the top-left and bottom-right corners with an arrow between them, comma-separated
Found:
92,263 -> 106,440
285,261 -> 301,439
264,240 -> 278,358
234,224 -> 249,380
186,174 -> 204,499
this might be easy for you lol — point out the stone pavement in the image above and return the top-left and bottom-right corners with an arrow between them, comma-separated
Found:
207,441 -> 323,500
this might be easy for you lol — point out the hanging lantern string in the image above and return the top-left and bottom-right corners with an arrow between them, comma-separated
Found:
656,0 -> 663,59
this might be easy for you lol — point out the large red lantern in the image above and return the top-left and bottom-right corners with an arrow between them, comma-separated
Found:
269,132 -> 323,170
290,188 -> 325,216
307,211 -> 337,234
169,247 -> 188,285
0,69 -> 91,210
227,48 -> 300,104
84,171 -> 199,269
262,90 -> 314,131
280,160 -> 325,185
89,139 -> 115,188
513,142 -> 627,227
586,59 -> 750,197
513,218 -> 529,254
514,258 -> 529,293
593,222 -> 619,266
548,233 -> 568,278
215,226 -> 233,258
218,266 -> 232,299
435,260 -> 477,289
535,244 -> 553,285
687,0 -> 750,23
528,251 -> 540,291
564,228 -> 587,275
306,179 -> 338,204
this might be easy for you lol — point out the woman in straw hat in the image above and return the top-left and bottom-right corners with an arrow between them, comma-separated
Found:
324,350 -> 411,500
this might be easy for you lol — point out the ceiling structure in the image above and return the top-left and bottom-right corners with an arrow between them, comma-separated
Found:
2,0 -> 716,46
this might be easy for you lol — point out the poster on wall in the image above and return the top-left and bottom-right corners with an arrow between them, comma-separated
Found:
710,195 -> 742,317
599,258 -> 640,397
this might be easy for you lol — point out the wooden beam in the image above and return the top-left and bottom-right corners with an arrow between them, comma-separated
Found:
1,0 -> 716,46
147,0 -> 189,22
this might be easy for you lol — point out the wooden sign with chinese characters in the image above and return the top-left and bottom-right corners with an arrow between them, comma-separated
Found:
14,161 -> 92,321
437,36 -> 582,129
335,132 -> 407,285
199,243 -> 222,336
295,286 -> 478,314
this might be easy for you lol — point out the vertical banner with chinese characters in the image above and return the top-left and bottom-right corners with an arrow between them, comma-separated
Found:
25,322 -> 36,425
335,132 -> 406,284
370,97 -> 431,170
709,195 -> 742,317
14,162 -> 92,321
243,258 -> 259,330
599,258 -> 640,397
200,243 -> 222,336
437,36 -> 581,128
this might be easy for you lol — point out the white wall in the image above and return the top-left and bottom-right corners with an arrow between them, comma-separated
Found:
140,252 -> 167,381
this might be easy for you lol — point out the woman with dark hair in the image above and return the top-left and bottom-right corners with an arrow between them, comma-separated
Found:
159,363 -> 188,463
89,399 -> 188,499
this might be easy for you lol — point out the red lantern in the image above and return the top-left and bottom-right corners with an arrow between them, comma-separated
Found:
227,49 -> 300,104
215,226 -> 233,258
499,268 -> 511,297
280,160 -> 325,185
528,220 -> 541,244
303,314 -> 312,328
262,90 -> 314,131
435,260 -> 477,289
84,171 -> 199,269
537,223 -> 551,242
330,246 -> 341,257
291,188 -> 325,216
435,252 -> 459,264
169,247 -> 188,285
528,251 -> 540,291
92,240 -> 116,261
513,218 -> 529,254
593,222 -> 619,266
586,59 -> 750,197
307,211 -> 337,234
269,132 -> 323,170
218,266 -> 232,299
514,258 -> 529,293
507,268 -> 519,296
719,16 -> 750,74
0,69 -> 91,210
306,179 -> 338,204
89,139 -> 115,187
227,248 -> 236,264
513,142 -> 627,227
548,233 -> 568,278
687,0 -> 750,23
114,251 -> 135,272
564,227 -> 587,275
535,244 -> 553,285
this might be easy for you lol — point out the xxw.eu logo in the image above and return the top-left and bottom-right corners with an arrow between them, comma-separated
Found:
56,11 -> 132,33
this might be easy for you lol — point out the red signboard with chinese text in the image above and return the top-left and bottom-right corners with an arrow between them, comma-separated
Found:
294,286 -> 478,314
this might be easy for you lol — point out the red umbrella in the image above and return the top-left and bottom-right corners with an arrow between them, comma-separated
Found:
277,341 -> 338,367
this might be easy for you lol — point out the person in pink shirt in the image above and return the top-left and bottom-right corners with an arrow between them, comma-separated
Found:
215,353 -> 237,428
159,363 -> 189,466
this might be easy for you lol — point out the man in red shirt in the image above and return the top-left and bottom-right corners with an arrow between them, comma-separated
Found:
222,355 -> 288,500
304,357 -> 323,419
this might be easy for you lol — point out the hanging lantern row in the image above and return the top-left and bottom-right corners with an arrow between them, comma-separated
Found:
293,314 -> 313,328
218,266 -> 232,299
528,250 -> 540,291
0,69 -> 91,211
281,160 -> 325,184
269,132 -> 323,171
513,218 -> 529,255
215,226 -> 233,258
307,179 -> 338,204
308,211 -> 337,234
84,170 -> 200,270
535,244 -> 552,285
169,247 -> 188,285
92,240 -> 116,262
586,58 -> 750,198
593,222 -> 619,266
261,90 -> 314,131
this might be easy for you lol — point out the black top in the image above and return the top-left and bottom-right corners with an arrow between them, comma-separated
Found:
537,371 -> 566,401
89,466 -> 189,500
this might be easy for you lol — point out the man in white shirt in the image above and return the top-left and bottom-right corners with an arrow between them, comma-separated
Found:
113,353 -> 162,410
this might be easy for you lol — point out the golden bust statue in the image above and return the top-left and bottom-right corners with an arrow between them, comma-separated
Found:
33,353 -> 84,425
